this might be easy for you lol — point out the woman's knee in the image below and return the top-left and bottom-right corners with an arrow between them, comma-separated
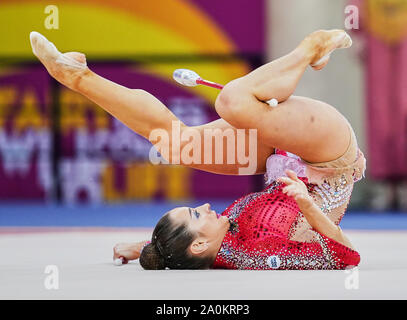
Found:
214,79 -> 251,126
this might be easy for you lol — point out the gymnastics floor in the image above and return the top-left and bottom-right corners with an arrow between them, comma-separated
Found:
0,202 -> 406,300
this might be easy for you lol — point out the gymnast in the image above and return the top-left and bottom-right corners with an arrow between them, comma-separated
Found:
30,29 -> 366,270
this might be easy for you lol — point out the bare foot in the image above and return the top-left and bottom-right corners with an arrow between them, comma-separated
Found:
303,29 -> 352,71
29,31 -> 89,90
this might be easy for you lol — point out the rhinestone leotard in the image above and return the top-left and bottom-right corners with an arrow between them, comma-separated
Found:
212,178 -> 360,270
212,145 -> 365,270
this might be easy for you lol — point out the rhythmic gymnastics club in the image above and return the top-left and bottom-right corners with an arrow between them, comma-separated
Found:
114,257 -> 126,266
172,68 -> 278,107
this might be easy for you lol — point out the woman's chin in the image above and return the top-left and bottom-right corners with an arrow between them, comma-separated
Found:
219,215 -> 229,224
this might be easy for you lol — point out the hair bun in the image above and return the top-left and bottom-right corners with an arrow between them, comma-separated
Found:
139,242 -> 166,270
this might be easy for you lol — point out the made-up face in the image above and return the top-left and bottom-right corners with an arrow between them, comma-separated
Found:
168,203 -> 230,257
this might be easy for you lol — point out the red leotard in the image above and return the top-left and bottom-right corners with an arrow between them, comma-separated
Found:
212,177 -> 361,270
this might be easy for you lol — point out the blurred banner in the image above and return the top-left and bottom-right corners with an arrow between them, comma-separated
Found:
0,65 -> 52,201
0,0 -> 265,57
0,0 -> 265,203
351,0 -> 407,180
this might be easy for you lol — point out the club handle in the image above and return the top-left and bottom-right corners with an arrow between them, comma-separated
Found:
196,79 -> 224,90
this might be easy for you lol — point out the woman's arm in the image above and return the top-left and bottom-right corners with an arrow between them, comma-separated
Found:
278,169 -> 355,249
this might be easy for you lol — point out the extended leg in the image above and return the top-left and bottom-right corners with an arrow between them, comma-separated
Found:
29,32 -> 274,175
220,29 -> 352,105
214,30 -> 353,163
30,32 -> 181,141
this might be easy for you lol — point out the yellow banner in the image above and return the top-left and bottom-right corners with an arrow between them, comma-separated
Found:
365,0 -> 407,45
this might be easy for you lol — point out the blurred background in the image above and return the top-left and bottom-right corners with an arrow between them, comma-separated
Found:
0,0 -> 406,230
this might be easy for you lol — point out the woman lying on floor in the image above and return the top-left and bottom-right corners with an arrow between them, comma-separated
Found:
30,29 -> 365,270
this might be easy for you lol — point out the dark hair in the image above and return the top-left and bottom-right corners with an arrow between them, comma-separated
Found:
139,212 -> 214,270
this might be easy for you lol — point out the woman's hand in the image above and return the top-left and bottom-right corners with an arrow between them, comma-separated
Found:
113,241 -> 147,264
278,170 -> 355,249
278,169 -> 314,209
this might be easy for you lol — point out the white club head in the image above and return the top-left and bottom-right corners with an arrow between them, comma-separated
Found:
114,258 -> 123,266
266,98 -> 278,107
173,69 -> 201,87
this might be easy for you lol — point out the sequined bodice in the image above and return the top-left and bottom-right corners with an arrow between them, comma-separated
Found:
212,180 -> 360,270
265,149 -> 362,242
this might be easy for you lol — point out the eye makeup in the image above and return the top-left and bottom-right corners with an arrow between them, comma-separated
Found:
188,207 -> 201,219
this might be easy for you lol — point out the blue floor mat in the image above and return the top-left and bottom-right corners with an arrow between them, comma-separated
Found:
0,201 -> 406,230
